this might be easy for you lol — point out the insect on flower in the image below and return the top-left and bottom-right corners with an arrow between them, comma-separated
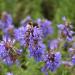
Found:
0,36 -> 22,66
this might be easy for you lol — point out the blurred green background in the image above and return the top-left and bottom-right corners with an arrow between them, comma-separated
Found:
0,0 -> 75,75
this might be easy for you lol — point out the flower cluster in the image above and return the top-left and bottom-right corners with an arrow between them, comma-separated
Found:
57,17 -> 74,42
0,12 -> 75,75
0,36 -> 22,66
42,52 -> 61,75
37,19 -> 53,38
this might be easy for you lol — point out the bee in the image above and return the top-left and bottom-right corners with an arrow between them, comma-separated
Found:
3,37 -> 18,63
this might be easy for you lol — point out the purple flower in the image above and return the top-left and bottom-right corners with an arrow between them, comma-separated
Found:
14,26 -> 27,46
0,36 -> 22,66
49,39 -> 59,50
16,49 -> 23,55
66,36 -> 73,42
27,25 -> 46,61
57,24 -> 65,30
0,12 -> 14,39
36,18 -> 42,25
0,12 -> 13,29
0,44 -> 8,59
72,55 -> 75,65
20,16 -> 31,26
42,52 -> 61,73
32,27 -> 43,41
3,25 -> 14,38
37,19 -> 53,38
6,72 -> 13,75
14,24 -> 43,48
68,48 -> 74,53
29,40 -> 46,62
3,56 -> 13,66
57,22 -> 74,42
